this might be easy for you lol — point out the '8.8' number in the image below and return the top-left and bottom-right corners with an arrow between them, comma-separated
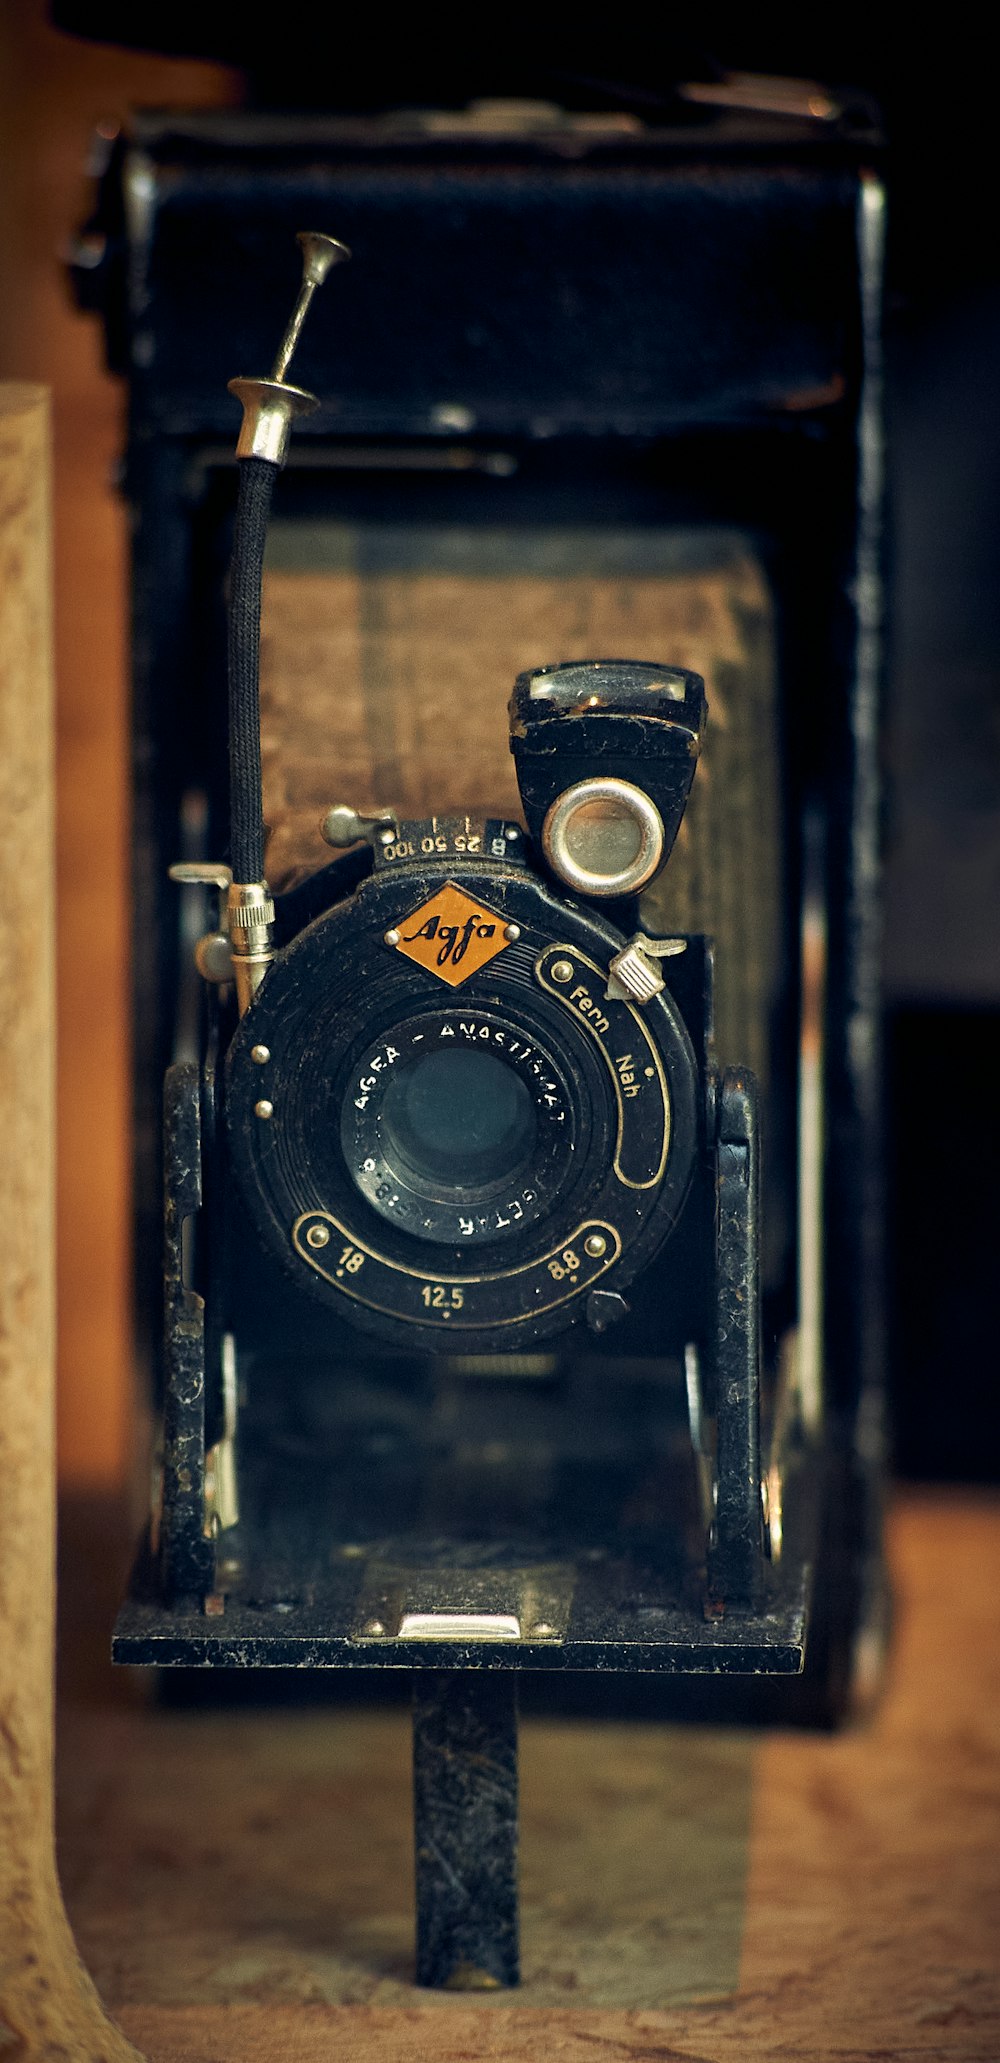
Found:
548,1247 -> 580,1282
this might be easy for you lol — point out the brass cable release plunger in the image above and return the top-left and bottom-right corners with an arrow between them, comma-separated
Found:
228,231 -> 350,465
225,231 -> 349,1011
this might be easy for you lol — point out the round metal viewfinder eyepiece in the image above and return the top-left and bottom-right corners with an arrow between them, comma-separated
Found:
542,778 -> 665,898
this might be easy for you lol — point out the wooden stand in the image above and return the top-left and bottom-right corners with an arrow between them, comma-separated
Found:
0,385 -> 139,2059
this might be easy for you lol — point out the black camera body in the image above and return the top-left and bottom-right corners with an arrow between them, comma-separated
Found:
154,625 -> 770,1641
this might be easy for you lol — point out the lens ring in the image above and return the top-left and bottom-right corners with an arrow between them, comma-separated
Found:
542,779 -> 664,897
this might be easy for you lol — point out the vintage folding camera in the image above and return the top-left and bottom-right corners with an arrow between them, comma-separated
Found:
89,98 -> 888,1986
153,235 -> 769,1634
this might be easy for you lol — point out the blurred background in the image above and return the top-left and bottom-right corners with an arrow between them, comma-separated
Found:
0,3 -> 996,1492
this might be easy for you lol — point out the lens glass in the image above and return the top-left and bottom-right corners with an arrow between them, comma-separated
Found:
380,1046 -> 537,1192
563,796 -> 645,877
341,1011 -> 579,1247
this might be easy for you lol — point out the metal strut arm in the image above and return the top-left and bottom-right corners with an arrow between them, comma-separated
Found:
709,1066 -> 766,1608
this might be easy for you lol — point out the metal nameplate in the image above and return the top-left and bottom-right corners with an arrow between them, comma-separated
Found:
351,1562 -> 575,1644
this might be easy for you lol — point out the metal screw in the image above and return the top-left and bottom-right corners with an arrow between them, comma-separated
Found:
384,927 -> 401,946
194,932 -> 235,985
251,1043 -> 270,1065
504,923 -> 521,942
550,958 -> 573,984
254,1099 -> 274,1120
306,1223 -> 331,1250
362,1618 -> 385,1637
584,1233 -> 607,1258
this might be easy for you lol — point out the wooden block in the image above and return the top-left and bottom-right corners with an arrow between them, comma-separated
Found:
0,384 -> 138,2059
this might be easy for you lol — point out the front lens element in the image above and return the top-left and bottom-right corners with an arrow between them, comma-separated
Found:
341,1011 -> 578,1248
380,1046 -> 537,1192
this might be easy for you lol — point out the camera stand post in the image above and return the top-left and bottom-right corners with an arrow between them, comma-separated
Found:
412,1672 -> 520,1989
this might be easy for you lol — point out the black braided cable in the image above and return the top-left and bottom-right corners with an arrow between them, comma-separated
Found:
228,455 -> 278,883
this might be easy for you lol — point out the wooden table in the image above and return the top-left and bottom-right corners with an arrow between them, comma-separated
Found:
56,1489 -> 1000,2061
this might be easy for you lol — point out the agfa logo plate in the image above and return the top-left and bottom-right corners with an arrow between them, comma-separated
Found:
390,881 -> 511,987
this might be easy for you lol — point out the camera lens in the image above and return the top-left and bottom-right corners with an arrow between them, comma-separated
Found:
380,1046 -> 537,1192
341,1009 -> 581,1247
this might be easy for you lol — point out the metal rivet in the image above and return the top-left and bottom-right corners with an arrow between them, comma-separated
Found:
379,829 -> 395,846
254,1099 -> 274,1119
504,922 -> 521,942
531,1621 -> 556,1639
251,1043 -> 270,1064
550,958 -> 574,984
584,1233 -> 607,1258
384,927 -> 401,946
362,1618 -> 385,1637
305,1223 -> 331,1250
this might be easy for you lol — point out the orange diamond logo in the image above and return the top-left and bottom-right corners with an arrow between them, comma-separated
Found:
390,881 -> 512,987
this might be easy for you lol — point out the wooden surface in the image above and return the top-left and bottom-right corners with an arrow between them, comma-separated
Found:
55,1490 -> 1000,2061
0,385 -> 139,2060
